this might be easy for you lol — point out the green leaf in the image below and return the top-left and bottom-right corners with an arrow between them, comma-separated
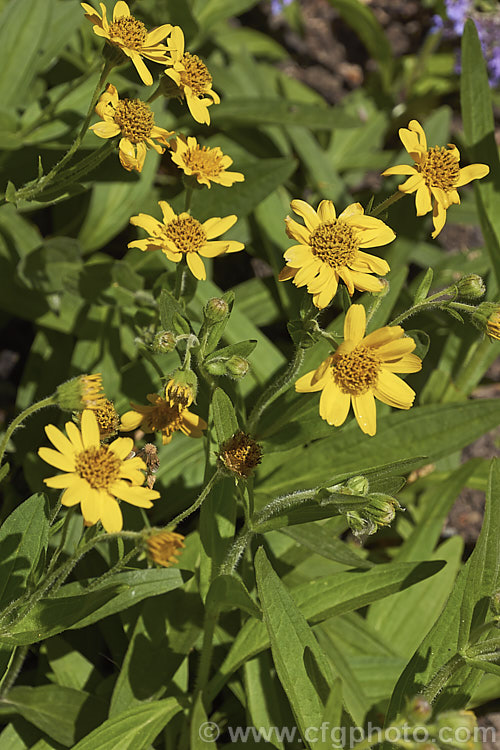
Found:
206,574 -> 261,619
211,387 -> 239,445
413,268 -> 434,305
0,493 -> 48,610
205,339 -> 257,363
189,157 -> 296,222
6,685 -> 106,747
208,98 -> 357,130
71,699 -> 182,750
388,459 -> 500,715
1,570 -> 188,645
0,0 -> 52,108
158,289 -> 188,331
206,559 -> 443,702
255,547 -> 334,743
282,524 -> 372,569
0,462 -> 9,484
461,20 -> 500,287
244,652 -> 291,750
259,400 -> 500,496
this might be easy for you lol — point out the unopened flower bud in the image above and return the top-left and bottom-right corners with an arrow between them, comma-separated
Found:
226,356 -> 250,379
205,359 -> 227,376
346,511 -> 376,537
152,330 -> 176,353
346,476 -> 369,495
56,374 -> 106,412
472,301 -> 500,340
434,710 -> 478,750
166,371 -> 197,405
365,494 -> 402,526
407,696 -> 432,723
456,274 -> 485,300
204,297 -> 229,323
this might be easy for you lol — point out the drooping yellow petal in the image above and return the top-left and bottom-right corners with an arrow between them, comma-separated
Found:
343,304 -> 366,344
319,379 -> 351,426
186,252 -> 206,280
415,185 -> 432,216
80,486 -> 101,525
290,199 -> 321,232
385,353 -> 422,374
373,370 -> 415,409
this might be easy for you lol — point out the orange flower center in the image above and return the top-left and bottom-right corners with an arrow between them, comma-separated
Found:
114,99 -> 154,142
310,220 -> 358,269
164,216 -> 207,254
180,52 -> 213,95
420,146 -> 460,191
181,144 -> 223,178
75,446 -> 121,489
331,346 -> 381,395
143,400 -> 185,438
108,15 -> 147,50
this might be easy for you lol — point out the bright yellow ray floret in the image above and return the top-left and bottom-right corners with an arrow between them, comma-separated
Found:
38,409 -> 159,532
382,119 -> 489,239
295,304 -> 422,436
127,201 -> 244,281
81,1 -> 172,85
279,199 -> 394,309
168,135 -> 244,188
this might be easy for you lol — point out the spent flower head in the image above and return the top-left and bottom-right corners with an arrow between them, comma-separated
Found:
90,84 -> 174,173
168,135 -> 244,189
296,304 -> 422,436
218,431 -> 262,479
279,199 -> 393,309
128,200 -> 244,281
472,301 -> 500,340
81,1 -> 173,85
88,398 -> 121,439
38,409 -> 159,532
163,26 -> 220,124
382,119 -> 489,238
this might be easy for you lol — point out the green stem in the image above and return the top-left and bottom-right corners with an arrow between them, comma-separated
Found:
167,470 -> 222,528
0,645 -> 29,699
423,653 -> 465,703
246,346 -> 305,435
454,335 -> 498,394
86,544 -> 141,591
184,186 -> 193,213
174,259 -> 188,301
219,525 -> 254,575
194,606 -> 219,696
369,190 -> 405,218
0,394 -> 57,469
14,60 -> 114,201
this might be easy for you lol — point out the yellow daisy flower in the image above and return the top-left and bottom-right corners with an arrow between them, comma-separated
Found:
382,119 -> 490,238
120,379 -> 207,445
81,1 -> 172,86
146,530 -> 185,567
128,201 -> 244,281
295,304 -> 422,436
163,26 -> 220,125
278,200 -> 394,309
90,84 -> 174,173
38,410 -> 159,533
168,135 -> 244,189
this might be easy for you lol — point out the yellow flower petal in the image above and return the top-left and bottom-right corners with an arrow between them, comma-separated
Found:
415,185 -> 432,216
113,1 -> 130,21
381,164 -> 418,177
343,304 -> 366,344
45,473 -> 78,489
291,199 -> 321,232
109,436 -> 134,459
45,424 -> 75,457
109,480 -> 157,507
38,447 -> 76,472
455,163 -> 490,187
352,391 -> 377,436
60,478 -> 89,506
317,200 -> 336,222
81,486 -> 101,526
295,369 -> 327,393
386,353 -> 422,374
120,410 -> 144,431
319,379 -> 351,426
373,369 -> 415,409
203,215 -> 237,239
362,325 -> 404,349
81,409 -> 100,448
185,252 -> 205,280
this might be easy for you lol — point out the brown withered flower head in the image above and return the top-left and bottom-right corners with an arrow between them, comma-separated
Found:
218,430 -> 262,479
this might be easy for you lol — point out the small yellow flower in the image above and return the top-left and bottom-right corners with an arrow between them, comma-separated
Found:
295,304 -> 422,436
163,26 -> 220,124
146,530 -> 185,567
128,201 -> 244,281
278,200 -> 393,309
382,119 -> 490,238
38,410 -> 159,533
90,84 -> 173,173
81,1 -> 172,85
218,431 -> 262,479
120,380 -> 207,445
169,135 -> 244,188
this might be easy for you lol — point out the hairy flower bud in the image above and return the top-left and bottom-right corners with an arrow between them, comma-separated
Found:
56,374 -> 106,412
204,297 -> 229,323
456,274 -> 485,300
152,330 -> 176,353
226,356 -> 250,379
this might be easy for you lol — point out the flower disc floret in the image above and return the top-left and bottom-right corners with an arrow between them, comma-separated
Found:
169,135 -> 244,188
279,200 -> 393,309
128,201 -> 245,281
81,1 -> 173,85
38,409 -> 159,532
382,119 -> 489,238
219,431 -> 262,478
90,84 -> 173,173
295,305 -> 422,436
163,26 -> 220,124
